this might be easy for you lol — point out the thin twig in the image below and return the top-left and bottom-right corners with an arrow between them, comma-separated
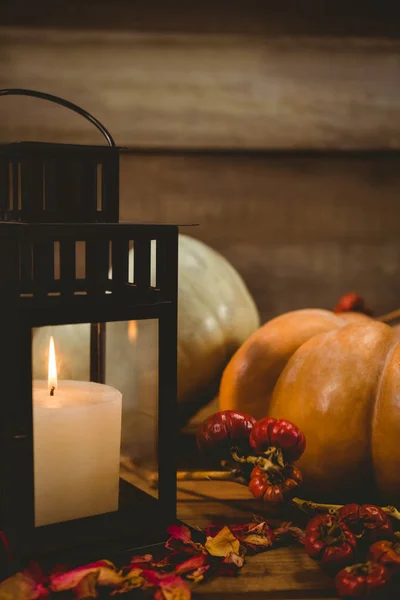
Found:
148,470 -> 248,489
377,308 -> 400,324
292,497 -> 400,522
291,497 -> 343,516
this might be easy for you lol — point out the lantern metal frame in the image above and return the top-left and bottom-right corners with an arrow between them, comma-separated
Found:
0,89 -> 179,563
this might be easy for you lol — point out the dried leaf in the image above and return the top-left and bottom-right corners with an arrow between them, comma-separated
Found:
274,522 -> 305,545
152,554 -> 180,569
110,568 -> 146,595
50,560 -> 122,593
165,525 -> 202,556
73,571 -> 99,599
166,525 -> 192,545
141,571 -> 191,600
205,527 -> 240,558
0,572 -> 45,600
185,565 -> 210,584
141,569 -> 164,586
175,553 -> 208,576
224,552 -> 244,568
239,522 -> 277,553
158,574 -> 191,600
213,552 -> 244,578
129,554 -> 153,568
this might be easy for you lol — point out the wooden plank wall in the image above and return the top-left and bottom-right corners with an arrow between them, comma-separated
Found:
2,1 -> 400,322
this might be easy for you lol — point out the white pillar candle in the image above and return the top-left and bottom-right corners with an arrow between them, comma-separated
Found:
33,348 -> 122,527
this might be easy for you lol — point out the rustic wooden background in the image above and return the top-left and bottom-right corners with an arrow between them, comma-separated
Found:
2,1 -> 400,322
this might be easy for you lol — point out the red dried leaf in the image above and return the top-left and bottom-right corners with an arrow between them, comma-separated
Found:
204,523 -> 247,539
73,571 -> 99,599
128,554 -> 153,568
166,525 -> 192,545
165,525 -> 203,559
158,574 -> 191,600
213,553 -> 244,577
0,572 -> 47,600
141,569 -> 163,586
152,554 -> 180,569
50,560 -> 122,593
238,521 -> 277,553
175,553 -> 208,576
186,565 -> 210,584
274,523 -> 305,545
203,524 -> 223,538
110,568 -> 146,595
142,571 -> 191,600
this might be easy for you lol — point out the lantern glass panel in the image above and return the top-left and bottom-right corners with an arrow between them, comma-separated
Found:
31,319 -> 159,529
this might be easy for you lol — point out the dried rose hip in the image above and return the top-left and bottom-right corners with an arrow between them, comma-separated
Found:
333,293 -> 373,316
248,464 -> 302,507
249,417 -> 306,463
305,514 -> 357,575
368,539 -> 400,575
335,561 -> 391,598
338,504 -> 393,544
196,410 -> 255,459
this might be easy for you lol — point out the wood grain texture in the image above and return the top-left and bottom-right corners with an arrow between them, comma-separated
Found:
118,152 -> 400,323
124,466 -> 337,598
2,27 -> 400,149
3,0 -> 400,37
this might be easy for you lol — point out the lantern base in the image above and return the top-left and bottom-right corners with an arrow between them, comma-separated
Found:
25,517 -> 198,580
8,479 -> 184,575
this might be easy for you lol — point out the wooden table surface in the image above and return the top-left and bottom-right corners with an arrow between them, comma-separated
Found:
175,478 -> 336,600
128,404 -> 339,600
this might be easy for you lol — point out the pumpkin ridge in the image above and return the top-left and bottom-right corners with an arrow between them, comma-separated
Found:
268,321 -> 395,502
219,309 -> 345,420
371,339 -> 400,503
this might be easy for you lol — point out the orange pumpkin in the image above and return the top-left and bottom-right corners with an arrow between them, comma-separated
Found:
219,309 -> 400,504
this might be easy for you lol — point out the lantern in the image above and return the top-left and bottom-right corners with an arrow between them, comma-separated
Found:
0,89 -> 179,562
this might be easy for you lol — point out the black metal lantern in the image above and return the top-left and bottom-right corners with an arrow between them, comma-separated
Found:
0,89 -> 179,564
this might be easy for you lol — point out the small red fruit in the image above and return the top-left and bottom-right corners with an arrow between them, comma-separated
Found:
333,293 -> 373,316
338,503 -> 393,544
196,410 -> 255,459
249,417 -> 306,463
335,561 -> 391,598
248,464 -> 302,506
305,514 -> 357,575
369,539 -> 400,575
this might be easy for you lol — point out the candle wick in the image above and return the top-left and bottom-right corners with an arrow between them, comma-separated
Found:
49,386 -> 55,397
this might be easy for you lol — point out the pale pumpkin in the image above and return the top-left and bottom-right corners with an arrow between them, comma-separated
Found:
219,309 -> 400,504
33,235 -> 259,459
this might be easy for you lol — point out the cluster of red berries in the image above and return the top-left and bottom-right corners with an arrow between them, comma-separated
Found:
197,410 -> 400,597
196,410 -> 305,506
305,504 -> 399,597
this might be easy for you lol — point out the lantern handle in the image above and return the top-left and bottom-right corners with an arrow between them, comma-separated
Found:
0,88 -> 116,147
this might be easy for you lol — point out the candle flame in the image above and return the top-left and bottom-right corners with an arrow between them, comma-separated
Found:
48,336 -> 58,395
128,320 -> 137,343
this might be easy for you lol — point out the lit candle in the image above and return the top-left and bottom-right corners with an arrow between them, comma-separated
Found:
33,337 -> 122,527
